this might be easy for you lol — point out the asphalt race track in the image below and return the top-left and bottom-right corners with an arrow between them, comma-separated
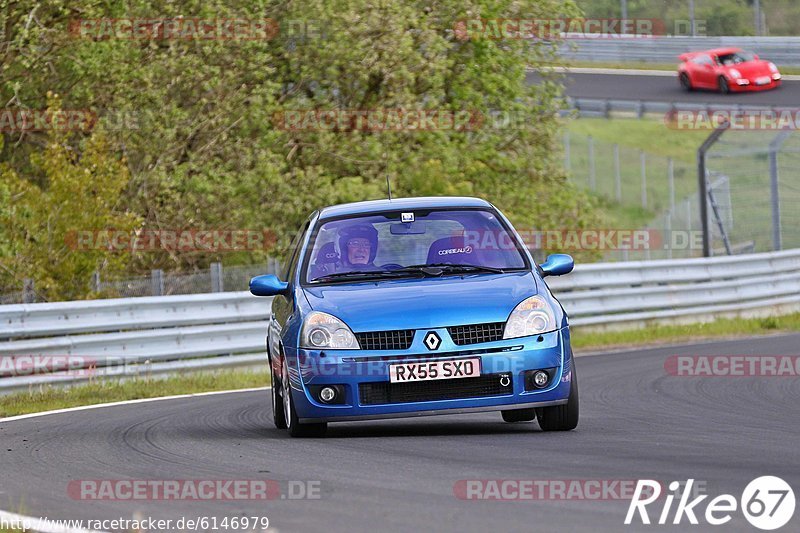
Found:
527,71 -> 800,107
2,334 -> 799,532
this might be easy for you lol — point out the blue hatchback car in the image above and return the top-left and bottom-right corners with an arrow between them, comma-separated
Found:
250,197 -> 578,437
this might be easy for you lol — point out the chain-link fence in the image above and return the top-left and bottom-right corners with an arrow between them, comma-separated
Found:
563,127 -> 800,261
563,131 -> 702,261
702,129 -> 800,255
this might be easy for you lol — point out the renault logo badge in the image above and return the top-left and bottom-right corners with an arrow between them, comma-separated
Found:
423,331 -> 441,351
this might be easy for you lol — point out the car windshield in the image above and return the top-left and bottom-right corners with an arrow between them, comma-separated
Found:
303,208 -> 528,283
718,50 -> 756,65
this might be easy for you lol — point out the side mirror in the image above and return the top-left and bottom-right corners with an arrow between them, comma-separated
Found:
539,254 -> 574,277
753,54 -> 759,60
250,274 -> 289,296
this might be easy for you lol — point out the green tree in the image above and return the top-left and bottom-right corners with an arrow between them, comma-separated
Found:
2,0 -> 603,299
0,97 -> 139,300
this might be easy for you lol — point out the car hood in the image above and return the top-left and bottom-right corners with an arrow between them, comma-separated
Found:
725,61 -> 772,77
302,272 -> 538,332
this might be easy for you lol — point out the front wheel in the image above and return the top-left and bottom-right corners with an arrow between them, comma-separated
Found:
536,362 -> 579,431
718,76 -> 730,94
270,361 -> 287,429
282,359 -> 327,438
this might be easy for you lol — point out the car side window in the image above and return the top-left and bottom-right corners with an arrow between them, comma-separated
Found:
692,55 -> 712,66
282,220 -> 311,281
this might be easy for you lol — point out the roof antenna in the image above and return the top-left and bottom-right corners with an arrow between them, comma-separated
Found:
383,152 -> 392,200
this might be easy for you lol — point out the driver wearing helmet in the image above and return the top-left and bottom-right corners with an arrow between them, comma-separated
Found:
338,223 -> 378,270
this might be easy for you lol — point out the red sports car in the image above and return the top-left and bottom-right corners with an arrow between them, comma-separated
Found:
678,47 -> 781,93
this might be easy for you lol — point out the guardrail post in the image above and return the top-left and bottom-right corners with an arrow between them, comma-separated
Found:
665,212 -> 673,260
91,271 -> 101,293
151,269 -> 164,296
211,262 -> 224,292
637,100 -> 644,119
588,135 -> 596,191
640,151 -> 647,209
22,279 -> 35,303
614,144 -> 621,202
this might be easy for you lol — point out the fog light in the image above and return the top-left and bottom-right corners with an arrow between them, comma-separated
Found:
319,386 -> 337,403
533,370 -> 549,388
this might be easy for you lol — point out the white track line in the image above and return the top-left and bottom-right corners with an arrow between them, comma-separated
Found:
0,387 -> 268,423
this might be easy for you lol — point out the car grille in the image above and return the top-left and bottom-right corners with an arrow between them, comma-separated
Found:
359,373 -> 513,405
355,329 -> 415,350
447,322 -> 505,345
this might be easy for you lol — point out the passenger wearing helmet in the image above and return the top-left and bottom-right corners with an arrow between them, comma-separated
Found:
338,224 -> 379,270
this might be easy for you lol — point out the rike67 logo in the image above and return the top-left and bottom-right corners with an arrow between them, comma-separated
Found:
626,477 -> 795,530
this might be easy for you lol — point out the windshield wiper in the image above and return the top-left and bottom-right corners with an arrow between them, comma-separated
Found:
310,270 -> 423,283
395,263 -> 507,276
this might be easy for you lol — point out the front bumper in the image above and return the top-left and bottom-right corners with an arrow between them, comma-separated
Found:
730,77 -> 781,92
283,327 -> 574,423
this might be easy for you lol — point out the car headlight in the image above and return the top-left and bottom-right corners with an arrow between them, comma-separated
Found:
301,312 -> 360,349
768,62 -> 779,73
503,295 -> 557,339
728,69 -> 741,79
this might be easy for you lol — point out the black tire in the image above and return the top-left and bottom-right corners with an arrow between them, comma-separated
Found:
270,360 -> 287,429
282,360 -> 327,438
501,408 -> 536,423
536,359 -> 579,431
718,76 -> 730,94
680,73 -> 692,92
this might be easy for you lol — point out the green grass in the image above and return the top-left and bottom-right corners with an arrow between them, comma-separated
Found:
571,312 -> 800,351
566,117 -> 707,163
2,315 -> 799,418
563,116 -> 800,253
0,369 -> 269,418
563,116 -> 705,231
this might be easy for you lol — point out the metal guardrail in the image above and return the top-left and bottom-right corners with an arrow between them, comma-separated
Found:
565,97 -> 783,119
2,248 -> 799,392
559,36 -> 800,67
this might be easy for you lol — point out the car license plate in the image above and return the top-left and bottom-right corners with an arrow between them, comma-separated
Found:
389,358 -> 481,383
756,76 -> 770,85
